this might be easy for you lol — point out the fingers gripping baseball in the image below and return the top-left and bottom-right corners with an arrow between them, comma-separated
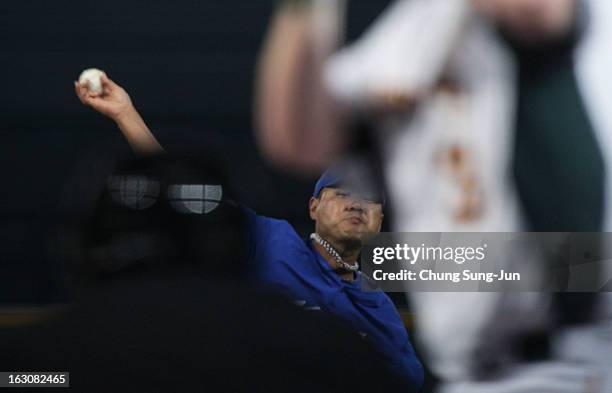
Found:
74,69 -> 134,122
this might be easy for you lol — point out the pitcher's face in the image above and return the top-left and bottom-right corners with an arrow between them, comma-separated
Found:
309,188 -> 383,244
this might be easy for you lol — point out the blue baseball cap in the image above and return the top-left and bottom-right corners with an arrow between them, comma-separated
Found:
312,165 -> 385,205
313,167 -> 343,198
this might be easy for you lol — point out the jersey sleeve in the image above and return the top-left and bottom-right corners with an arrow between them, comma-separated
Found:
241,205 -> 270,268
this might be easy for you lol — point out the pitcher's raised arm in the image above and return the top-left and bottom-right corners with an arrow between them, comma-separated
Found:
75,71 -> 164,155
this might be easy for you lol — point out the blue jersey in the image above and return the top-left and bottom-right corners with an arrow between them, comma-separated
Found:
244,208 -> 424,389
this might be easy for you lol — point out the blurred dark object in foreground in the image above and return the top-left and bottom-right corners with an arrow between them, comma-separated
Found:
2,277 -> 407,392
59,154 -> 249,292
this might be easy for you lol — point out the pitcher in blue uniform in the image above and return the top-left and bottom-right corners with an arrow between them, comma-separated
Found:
75,73 -> 424,391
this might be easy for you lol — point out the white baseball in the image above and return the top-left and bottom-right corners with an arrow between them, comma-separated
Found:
78,68 -> 104,94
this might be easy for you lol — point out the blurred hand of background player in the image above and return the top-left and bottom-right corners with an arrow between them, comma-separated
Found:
74,72 -> 135,123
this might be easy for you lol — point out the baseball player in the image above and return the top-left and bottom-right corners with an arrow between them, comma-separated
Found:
74,76 -> 424,390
